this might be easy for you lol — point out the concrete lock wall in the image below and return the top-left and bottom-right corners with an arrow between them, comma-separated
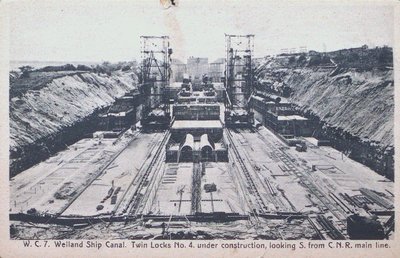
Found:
173,104 -> 220,120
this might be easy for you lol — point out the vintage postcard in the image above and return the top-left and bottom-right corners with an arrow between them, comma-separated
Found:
0,0 -> 399,257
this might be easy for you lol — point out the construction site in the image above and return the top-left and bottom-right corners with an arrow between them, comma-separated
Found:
9,34 -> 394,240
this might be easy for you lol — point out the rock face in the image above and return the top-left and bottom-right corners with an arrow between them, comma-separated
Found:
9,71 -> 137,177
258,53 -> 394,179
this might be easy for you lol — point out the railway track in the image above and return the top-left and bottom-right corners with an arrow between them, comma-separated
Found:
225,129 -> 268,215
316,215 -> 346,240
57,130 -> 142,217
135,136 -> 169,215
232,128 -> 290,211
13,139 -> 107,198
125,130 -> 170,216
228,127 -> 352,239
253,128 -> 350,220
191,162 -> 202,214
307,217 -> 326,240
307,215 -> 346,240
112,132 -> 163,214
249,127 -> 352,238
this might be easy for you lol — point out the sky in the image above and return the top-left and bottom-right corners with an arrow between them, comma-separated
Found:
8,0 -> 395,63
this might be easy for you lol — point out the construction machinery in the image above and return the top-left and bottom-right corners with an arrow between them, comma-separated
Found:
140,36 -> 172,130
347,214 -> 385,239
224,34 -> 255,128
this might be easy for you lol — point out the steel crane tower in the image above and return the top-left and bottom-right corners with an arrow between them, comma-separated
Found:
224,34 -> 255,127
140,36 -> 172,129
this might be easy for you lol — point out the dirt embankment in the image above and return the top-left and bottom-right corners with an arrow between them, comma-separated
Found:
258,51 -> 394,179
286,68 -> 393,146
9,71 -> 137,177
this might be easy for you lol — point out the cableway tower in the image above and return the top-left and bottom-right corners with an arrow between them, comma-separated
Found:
224,34 -> 255,128
140,36 -> 173,130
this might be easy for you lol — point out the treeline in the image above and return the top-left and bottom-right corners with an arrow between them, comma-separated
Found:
277,45 -> 393,70
282,53 -> 333,68
90,61 -> 138,75
36,61 -> 138,74
16,61 -> 138,79
327,46 -> 392,70
10,61 -> 139,98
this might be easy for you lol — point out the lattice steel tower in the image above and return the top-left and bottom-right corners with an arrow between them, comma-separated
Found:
224,34 -> 254,111
224,34 -> 255,127
140,36 -> 172,129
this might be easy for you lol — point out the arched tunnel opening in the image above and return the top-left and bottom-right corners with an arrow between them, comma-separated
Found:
179,133 -> 194,162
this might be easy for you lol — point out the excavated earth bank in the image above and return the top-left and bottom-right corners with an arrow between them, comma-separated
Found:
260,61 -> 394,179
9,71 -> 137,177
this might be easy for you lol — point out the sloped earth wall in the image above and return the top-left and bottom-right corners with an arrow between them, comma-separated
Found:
300,108 -> 394,180
9,107 -> 106,178
9,71 -> 137,178
263,67 -> 394,180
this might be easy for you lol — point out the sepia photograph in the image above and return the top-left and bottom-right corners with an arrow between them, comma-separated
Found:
1,0 -> 398,256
